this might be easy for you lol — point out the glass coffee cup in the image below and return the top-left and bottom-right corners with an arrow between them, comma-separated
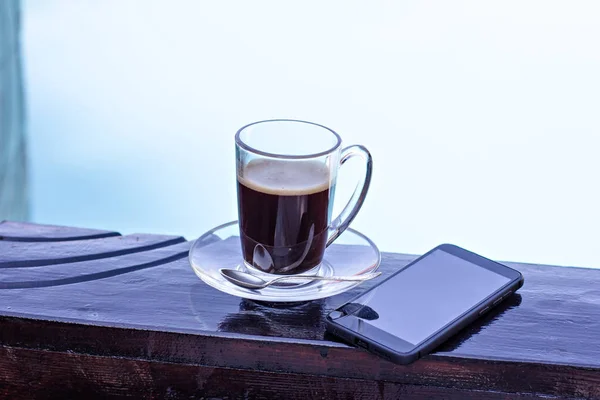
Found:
236,119 -> 372,275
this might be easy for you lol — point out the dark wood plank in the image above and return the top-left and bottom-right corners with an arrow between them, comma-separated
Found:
0,251 -> 598,398
0,223 -> 599,398
0,241 -> 190,289
0,220 -> 120,242
1,314 -> 598,399
4,252 -> 598,368
0,233 -> 185,268
0,346 -> 550,400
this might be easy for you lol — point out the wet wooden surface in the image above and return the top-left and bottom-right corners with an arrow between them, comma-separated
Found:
0,220 -> 599,399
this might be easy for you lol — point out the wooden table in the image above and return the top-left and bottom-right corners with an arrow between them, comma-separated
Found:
0,221 -> 599,399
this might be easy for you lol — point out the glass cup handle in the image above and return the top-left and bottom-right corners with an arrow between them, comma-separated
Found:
327,145 -> 373,247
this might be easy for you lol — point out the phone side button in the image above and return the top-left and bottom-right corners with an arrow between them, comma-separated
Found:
493,298 -> 503,306
479,306 -> 490,316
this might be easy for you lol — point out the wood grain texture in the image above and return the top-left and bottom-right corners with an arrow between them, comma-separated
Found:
0,233 -> 185,268
1,314 -> 598,399
0,241 -> 190,289
0,221 -> 599,399
0,346 -> 556,400
0,220 -> 120,242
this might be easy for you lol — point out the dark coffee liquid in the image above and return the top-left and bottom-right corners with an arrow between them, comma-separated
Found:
237,160 -> 330,275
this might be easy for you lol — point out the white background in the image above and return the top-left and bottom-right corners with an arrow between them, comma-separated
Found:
23,1 -> 600,268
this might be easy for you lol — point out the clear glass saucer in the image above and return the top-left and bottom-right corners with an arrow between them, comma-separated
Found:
188,221 -> 381,302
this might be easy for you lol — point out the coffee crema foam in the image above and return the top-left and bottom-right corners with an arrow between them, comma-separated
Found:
238,159 -> 330,196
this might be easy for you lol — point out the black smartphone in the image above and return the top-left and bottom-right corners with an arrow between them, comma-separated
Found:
325,244 -> 524,364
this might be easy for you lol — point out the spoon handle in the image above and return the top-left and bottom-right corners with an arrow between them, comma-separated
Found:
271,271 -> 381,284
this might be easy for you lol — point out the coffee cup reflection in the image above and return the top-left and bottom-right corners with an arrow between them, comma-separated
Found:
218,299 -> 327,340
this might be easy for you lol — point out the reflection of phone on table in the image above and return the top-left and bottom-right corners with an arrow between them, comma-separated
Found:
326,244 -> 524,365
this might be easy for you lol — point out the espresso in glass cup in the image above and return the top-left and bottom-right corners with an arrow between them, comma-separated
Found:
236,120 -> 372,275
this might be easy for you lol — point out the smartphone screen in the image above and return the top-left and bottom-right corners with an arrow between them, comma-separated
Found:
329,245 -> 522,359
